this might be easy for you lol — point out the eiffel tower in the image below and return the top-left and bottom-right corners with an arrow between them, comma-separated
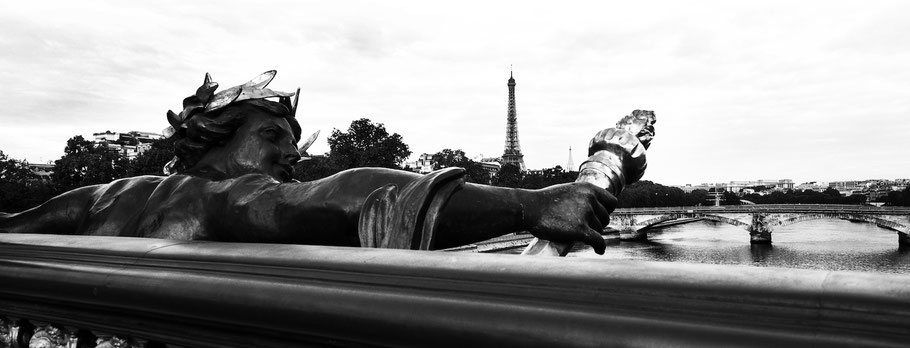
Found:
567,146 -> 575,171
501,70 -> 526,171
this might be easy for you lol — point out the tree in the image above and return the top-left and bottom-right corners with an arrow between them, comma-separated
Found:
0,150 -> 57,212
687,189 -> 709,206
885,190 -> 903,206
823,187 -> 842,198
327,118 -> 411,170
430,148 -> 492,185
53,136 -> 131,191
616,180 -> 691,208
519,166 -> 575,189
130,137 -> 176,176
293,155 -> 342,182
463,163 -> 492,185
431,149 -> 472,170
721,191 -> 741,205
494,164 -> 523,188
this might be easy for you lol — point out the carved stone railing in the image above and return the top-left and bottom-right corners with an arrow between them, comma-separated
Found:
2,233 -> 910,347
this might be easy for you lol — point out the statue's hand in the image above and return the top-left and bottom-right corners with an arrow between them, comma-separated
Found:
524,182 -> 617,255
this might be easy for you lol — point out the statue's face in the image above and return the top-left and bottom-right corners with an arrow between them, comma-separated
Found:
210,107 -> 301,182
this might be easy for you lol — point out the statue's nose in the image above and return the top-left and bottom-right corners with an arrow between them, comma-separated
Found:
286,150 -> 302,166
283,143 -> 302,165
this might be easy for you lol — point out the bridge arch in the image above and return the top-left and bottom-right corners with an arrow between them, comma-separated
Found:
699,214 -> 751,230
637,214 -> 689,229
635,214 -> 751,232
776,214 -> 909,234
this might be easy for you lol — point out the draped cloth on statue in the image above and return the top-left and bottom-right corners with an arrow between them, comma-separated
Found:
358,167 -> 466,250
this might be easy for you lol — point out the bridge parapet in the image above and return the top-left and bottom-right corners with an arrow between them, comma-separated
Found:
2,234 -> 910,347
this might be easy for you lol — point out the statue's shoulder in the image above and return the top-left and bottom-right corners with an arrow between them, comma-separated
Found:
147,173 -> 282,199
91,175 -> 166,198
111,175 -> 167,186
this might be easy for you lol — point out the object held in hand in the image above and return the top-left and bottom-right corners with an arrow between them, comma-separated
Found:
521,110 -> 657,256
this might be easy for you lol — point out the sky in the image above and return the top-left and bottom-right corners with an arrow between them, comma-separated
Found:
1,0 -> 908,186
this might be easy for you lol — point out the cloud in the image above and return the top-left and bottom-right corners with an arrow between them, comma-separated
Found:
1,0 -> 909,186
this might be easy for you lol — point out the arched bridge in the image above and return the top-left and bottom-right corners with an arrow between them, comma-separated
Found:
609,204 -> 910,246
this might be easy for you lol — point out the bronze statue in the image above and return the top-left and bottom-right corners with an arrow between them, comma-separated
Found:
0,71 -> 617,253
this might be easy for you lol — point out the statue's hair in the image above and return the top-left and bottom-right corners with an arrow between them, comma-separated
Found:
169,99 -> 302,173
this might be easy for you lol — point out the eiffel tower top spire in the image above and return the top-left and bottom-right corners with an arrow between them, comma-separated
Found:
502,69 -> 525,171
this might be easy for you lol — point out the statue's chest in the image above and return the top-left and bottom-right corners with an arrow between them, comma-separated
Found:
135,196 -> 215,241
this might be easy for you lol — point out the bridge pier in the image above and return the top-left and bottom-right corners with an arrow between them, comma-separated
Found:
619,228 -> 647,241
613,215 -> 647,241
749,213 -> 772,244
899,232 -> 910,248
750,231 -> 772,244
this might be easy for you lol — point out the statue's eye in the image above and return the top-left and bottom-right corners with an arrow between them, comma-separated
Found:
262,129 -> 279,141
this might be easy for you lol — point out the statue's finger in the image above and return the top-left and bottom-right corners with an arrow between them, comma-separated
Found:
582,227 -> 607,255
591,198 -> 611,228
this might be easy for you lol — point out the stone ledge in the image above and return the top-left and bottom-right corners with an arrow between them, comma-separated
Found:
1,234 -> 910,347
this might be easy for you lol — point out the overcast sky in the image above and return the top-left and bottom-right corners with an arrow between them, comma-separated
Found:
1,1 -> 908,185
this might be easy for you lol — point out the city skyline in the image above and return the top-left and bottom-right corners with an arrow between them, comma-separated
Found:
1,1 -> 908,186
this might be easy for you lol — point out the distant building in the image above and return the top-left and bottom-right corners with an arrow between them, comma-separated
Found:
479,161 -> 501,175
405,153 -> 435,174
723,179 -> 794,193
676,179 -> 794,194
828,180 -> 868,192
92,130 -> 163,159
795,182 -> 827,192
677,183 -> 713,193
25,162 -> 54,180
674,178 -> 907,201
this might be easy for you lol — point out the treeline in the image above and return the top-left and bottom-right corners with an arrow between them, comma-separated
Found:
3,118 -> 908,212
0,135 -> 176,212
742,188 -> 868,205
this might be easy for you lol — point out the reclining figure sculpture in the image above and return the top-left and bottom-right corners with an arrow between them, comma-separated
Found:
0,71 -> 633,253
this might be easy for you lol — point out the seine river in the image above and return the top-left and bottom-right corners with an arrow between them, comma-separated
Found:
507,219 -> 910,273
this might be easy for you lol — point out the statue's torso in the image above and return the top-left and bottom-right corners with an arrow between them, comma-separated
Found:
76,176 -> 164,237
78,175 -> 221,240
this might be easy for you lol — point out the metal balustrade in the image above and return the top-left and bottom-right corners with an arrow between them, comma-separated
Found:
2,233 -> 910,347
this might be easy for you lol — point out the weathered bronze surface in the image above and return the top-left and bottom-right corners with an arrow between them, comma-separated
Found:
0,71 -> 615,253
523,110 -> 657,256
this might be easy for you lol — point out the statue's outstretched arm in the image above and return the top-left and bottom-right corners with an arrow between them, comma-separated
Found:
0,185 -> 99,234
212,168 -> 614,252
433,181 -> 615,252
1,176 -> 165,236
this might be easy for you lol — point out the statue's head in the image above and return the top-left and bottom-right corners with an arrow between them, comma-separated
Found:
164,71 -> 303,182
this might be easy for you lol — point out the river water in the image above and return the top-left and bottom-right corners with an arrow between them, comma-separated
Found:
505,219 -> 910,274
